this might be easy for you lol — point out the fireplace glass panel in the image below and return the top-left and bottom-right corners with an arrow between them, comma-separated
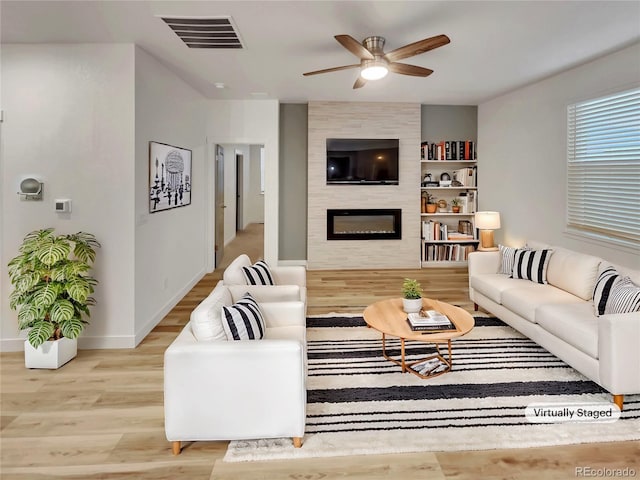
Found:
327,209 -> 401,240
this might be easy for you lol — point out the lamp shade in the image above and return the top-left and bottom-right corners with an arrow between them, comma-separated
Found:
475,211 -> 501,230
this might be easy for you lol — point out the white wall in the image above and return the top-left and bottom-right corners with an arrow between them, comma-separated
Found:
1,44 -> 136,351
478,44 -> 640,267
478,42 -> 640,267
246,144 -> 265,225
206,100 -> 279,265
133,47 -> 209,344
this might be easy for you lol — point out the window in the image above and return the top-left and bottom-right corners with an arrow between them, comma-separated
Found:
566,87 -> 640,249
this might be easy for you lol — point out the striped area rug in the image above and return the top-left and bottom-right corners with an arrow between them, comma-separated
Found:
224,315 -> 640,462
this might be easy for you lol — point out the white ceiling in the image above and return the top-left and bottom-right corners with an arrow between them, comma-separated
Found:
2,1 -> 639,105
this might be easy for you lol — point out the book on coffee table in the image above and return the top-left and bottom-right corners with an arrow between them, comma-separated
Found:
406,310 -> 456,331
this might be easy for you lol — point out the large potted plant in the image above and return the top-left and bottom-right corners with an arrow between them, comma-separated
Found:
402,278 -> 423,314
7,228 -> 100,369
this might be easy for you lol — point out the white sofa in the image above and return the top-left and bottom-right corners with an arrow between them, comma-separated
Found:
222,254 -> 307,309
468,242 -> 640,410
164,282 -> 307,454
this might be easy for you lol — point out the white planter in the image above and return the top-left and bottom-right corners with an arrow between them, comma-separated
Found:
24,337 -> 77,369
402,298 -> 423,314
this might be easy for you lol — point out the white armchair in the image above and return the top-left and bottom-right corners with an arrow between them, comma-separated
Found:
164,283 -> 307,454
222,254 -> 307,309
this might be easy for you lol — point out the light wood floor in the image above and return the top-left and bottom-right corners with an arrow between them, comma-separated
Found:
1,223 -> 638,479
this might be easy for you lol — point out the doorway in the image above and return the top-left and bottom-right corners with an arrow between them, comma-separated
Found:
235,153 -> 244,232
214,144 -> 225,268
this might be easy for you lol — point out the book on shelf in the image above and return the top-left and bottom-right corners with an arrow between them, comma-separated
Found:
407,310 -> 456,331
424,140 -> 476,160
452,167 -> 477,187
447,232 -> 475,241
423,243 -> 476,262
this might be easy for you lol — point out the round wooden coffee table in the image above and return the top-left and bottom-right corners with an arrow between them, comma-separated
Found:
363,298 -> 474,379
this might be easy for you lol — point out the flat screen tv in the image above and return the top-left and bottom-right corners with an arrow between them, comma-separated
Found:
326,138 -> 399,185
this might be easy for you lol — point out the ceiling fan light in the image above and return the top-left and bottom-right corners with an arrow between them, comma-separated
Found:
361,65 -> 388,80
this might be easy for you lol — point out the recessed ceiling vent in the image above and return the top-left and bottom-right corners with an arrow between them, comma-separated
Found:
160,16 -> 243,49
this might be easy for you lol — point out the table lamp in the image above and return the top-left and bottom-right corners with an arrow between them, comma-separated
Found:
475,211 -> 501,251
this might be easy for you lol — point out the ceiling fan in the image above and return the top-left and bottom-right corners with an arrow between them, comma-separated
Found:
303,34 -> 450,89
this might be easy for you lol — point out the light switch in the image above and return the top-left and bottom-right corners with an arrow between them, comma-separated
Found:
55,199 -> 71,213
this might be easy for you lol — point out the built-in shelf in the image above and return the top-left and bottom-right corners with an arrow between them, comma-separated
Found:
421,261 -> 469,268
420,137 -> 478,268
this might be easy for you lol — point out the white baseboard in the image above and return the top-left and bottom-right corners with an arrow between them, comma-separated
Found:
0,269 -> 207,352
133,268 -> 206,347
278,260 -> 308,267
0,338 -> 26,352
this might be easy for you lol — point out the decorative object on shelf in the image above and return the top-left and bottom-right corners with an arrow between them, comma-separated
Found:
437,199 -> 448,213
439,172 -> 451,187
401,278 -> 423,313
475,211 -> 501,251
426,193 -> 437,213
451,198 -> 461,213
17,177 -> 44,201
422,173 -> 432,187
149,141 -> 192,213
458,220 -> 473,236
7,228 -> 101,369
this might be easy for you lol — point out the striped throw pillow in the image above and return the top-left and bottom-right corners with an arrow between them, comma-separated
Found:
221,293 -> 266,340
511,249 -> 553,284
499,245 -> 530,276
592,265 -> 619,317
242,260 -> 275,285
604,276 -> 640,315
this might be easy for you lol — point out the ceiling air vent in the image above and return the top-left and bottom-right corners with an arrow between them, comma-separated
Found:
160,16 -> 243,49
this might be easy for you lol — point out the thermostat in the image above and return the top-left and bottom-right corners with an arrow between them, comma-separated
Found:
54,199 -> 71,213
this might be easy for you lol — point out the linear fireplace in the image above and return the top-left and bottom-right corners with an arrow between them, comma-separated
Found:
327,209 -> 402,240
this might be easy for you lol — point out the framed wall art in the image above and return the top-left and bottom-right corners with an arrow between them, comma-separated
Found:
149,141 -> 192,213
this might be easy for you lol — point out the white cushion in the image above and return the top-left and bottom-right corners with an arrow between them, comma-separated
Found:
470,274 -> 528,304
536,302 -> 599,359
546,248 -> 601,300
222,254 -> 252,285
190,284 -> 233,341
501,284 -> 583,323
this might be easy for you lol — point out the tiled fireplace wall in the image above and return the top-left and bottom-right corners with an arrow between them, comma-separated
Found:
307,101 -> 421,269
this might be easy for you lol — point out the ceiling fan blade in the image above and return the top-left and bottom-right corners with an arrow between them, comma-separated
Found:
335,34 -> 374,60
388,63 -> 434,77
384,34 -> 450,62
353,76 -> 367,89
303,64 -> 361,76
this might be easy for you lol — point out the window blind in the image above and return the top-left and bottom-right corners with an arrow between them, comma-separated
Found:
567,87 -> 640,248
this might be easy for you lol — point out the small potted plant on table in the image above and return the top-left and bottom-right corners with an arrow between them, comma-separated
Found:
8,228 -> 100,369
402,278 -> 423,314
